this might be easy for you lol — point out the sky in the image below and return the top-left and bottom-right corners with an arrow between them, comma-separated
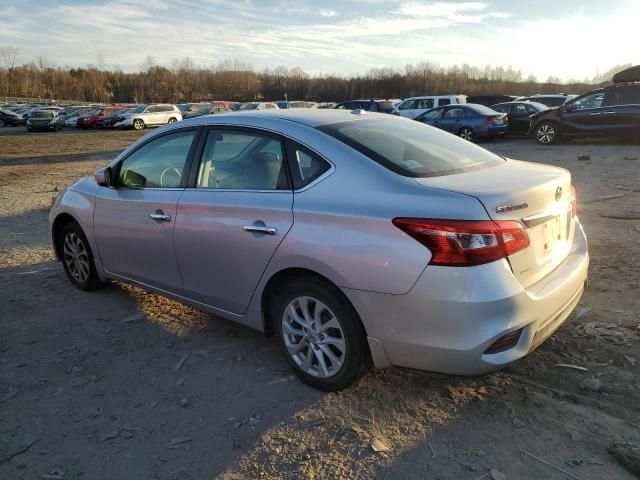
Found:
1,0 -> 638,81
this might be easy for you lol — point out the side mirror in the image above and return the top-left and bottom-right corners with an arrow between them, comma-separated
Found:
95,166 -> 112,187
559,104 -> 569,113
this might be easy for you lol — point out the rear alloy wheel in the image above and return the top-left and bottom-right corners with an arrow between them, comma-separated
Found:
167,117 -> 177,123
60,223 -> 104,291
535,122 -> 558,144
273,278 -> 370,391
458,127 -> 474,141
133,119 -> 145,130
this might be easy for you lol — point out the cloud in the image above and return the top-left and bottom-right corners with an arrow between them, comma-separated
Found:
0,0 -> 636,81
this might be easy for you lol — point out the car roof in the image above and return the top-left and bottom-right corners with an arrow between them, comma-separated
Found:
178,109 -> 394,128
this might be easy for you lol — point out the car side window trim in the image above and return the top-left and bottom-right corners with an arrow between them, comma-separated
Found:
112,126 -> 203,190
185,125 -> 293,192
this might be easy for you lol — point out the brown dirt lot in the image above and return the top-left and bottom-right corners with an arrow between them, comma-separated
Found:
0,127 -> 639,480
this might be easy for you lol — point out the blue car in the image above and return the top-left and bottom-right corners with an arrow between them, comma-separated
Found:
414,104 -> 508,141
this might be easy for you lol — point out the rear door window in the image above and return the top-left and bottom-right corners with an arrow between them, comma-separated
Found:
604,86 -> 640,106
195,130 -> 288,190
438,98 -> 451,106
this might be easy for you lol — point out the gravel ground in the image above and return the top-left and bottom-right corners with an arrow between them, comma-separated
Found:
1,126 -> 639,480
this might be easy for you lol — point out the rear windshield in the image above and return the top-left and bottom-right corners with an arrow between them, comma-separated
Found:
466,104 -> 499,115
318,118 -> 504,177
31,111 -> 54,119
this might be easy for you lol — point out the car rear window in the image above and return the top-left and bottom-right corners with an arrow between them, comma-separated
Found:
317,118 -> 504,178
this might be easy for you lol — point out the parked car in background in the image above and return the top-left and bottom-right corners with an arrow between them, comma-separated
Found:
77,107 -> 129,129
334,99 -> 398,114
182,106 -> 229,119
96,109 -> 134,129
237,102 -> 279,111
113,104 -> 182,130
0,108 -> 25,126
529,80 -> 640,144
26,110 -> 64,132
392,95 -> 467,118
50,109 -> 588,391
415,104 -> 508,141
64,110 -> 92,128
516,94 -> 576,107
491,101 -> 548,135
467,95 -> 517,107
276,101 -> 318,109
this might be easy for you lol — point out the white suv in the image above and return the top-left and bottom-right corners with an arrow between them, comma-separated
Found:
114,104 -> 182,130
392,95 -> 467,118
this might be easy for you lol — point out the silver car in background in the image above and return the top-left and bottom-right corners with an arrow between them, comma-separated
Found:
113,104 -> 182,130
49,110 -> 589,391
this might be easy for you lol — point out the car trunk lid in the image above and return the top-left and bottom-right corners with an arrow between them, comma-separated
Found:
416,159 -> 574,288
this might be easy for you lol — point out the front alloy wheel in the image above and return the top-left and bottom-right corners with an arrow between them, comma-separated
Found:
133,119 -> 145,130
59,222 -> 104,290
535,122 -> 558,144
63,232 -> 91,284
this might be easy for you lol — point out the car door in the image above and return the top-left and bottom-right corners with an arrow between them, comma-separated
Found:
93,128 -> 200,293
438,107 -> 466,133
561,91 -> 607,136
510,104 -> 533,134
416,107 -> 444,127
173,127 -> 294,314
602,85 -> 640,137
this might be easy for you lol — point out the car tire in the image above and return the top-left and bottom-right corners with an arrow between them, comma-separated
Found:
59,222 -> 105,291
272,277 -> 370,391
167,117 -> 177,124
458,127 -> 474,141
27,127 -> 32,132
133,119 -> 145,130
535,121 -> 559,145
0,119 -> 5,127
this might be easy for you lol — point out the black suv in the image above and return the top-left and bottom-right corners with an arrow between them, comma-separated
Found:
530,69 -> 640,144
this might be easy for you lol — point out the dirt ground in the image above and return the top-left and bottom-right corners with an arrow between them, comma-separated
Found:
1,126 -> 639,480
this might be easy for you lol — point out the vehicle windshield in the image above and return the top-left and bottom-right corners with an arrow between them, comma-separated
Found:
318,118 -> 504,178
31,111 -> 55,119
238,103 -> 259,110
128,105 -> 147,114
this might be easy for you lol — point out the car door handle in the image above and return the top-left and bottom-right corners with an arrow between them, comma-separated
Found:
603,111 -> 616,114
243,225 -> 277,235
589,112 -> 601,116
149,213 -> 171,222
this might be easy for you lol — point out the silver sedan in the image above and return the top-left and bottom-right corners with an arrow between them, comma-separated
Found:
49,110 -> 589,391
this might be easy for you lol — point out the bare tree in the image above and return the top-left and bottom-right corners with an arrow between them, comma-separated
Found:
0,46 -> 20,96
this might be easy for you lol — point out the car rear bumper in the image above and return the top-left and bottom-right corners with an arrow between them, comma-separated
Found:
485,125 -> 508,138
343,219 -> 589,374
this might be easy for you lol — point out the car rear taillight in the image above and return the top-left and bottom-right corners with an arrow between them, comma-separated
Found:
392,218 -> 530,266
571,185 -> 577,217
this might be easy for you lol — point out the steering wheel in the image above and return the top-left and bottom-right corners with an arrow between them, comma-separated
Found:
159,167 -> 183,187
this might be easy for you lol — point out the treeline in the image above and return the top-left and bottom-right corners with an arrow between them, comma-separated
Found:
0,48 -> 630,103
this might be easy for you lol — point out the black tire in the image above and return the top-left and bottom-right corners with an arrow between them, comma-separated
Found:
26,127 -> 32,132
458,126 -> 474,141
0,119 -> 5,127
272,277 -> 370,391
167,117 -> 177,124
133,118 -> 145,130
59,222 -> 105,291
534,121 -> 559,145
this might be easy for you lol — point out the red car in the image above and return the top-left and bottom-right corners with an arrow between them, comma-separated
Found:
76,106 -> 128,129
